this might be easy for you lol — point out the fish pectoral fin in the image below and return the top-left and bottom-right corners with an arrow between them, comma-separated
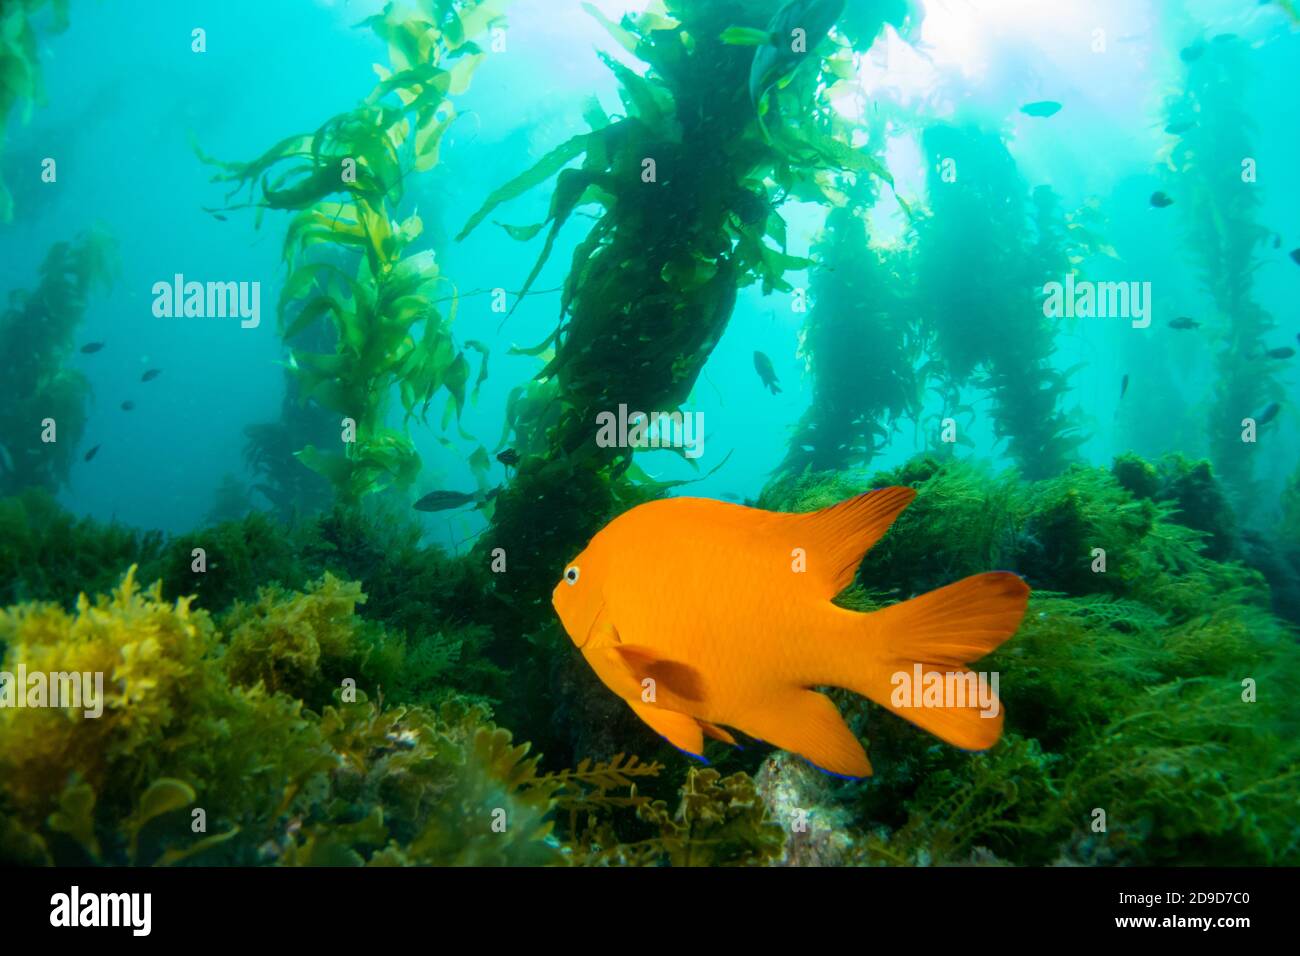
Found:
612,645 -> 707,703
585,604 -> 621,649
628,701 -> 705,759
736,690 -> 872,778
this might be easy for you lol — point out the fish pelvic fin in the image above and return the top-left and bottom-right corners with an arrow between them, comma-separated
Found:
627,701 -> 705,758
735,690 -> 872,778
851,571 -> 1030,751
790,487 -> 917,600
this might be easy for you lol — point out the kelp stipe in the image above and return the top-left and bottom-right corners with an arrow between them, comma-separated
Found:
199,0 -> 510,504
1165,35 -> 1283,518
779,117 -> 921,478
914,125 -> 1088,480
460,0 -> 897,611
0,228 -> 117,497
0,0 -> 71,222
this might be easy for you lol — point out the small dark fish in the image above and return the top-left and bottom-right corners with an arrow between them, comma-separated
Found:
1150,191 -> 1174,208
496,448 -> 520,467
1254,402 -> 1281,426
722,492 -> 742,502
84,444 -> 101,462
1265,347 -> 1295,360
753,350 -> 782,394
1164,119 -> 1197,134
414,487 -> 501,512
1119,374 -> 1130,401
141,368 -> 162,382
121,400 -> 136,411
1290,248 -> 1300,265
1020,100 -> 1062,118
1169,317 -> 1201,330
212,213 -> 228,222
1180,42 -> 1205,62
80,342 -> 105,353
1273,234 -> 1282,249
413,489 -> 479,512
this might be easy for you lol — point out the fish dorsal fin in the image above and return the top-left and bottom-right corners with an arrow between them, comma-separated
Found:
786,487 -> 916,600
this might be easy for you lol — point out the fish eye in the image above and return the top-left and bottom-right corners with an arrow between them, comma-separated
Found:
564,566 -> 580,586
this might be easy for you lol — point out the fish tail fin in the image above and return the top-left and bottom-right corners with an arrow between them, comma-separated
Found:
848,572 -> 1029,751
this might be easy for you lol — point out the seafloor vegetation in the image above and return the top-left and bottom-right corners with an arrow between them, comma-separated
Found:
2,447 -> 1297,866
1,0 -> 1297,866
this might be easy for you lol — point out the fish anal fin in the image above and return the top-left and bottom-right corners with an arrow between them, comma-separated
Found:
789,487 -> 917,599
735,690 -> 872,778
628,701 -> 705,758
700,721 -> 737,745
613,645 -> 707,703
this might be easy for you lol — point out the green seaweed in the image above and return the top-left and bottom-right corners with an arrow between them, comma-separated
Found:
915,125 -> 1086,479
0,229 -> 117,496
0,488 -> 163,608
0,0 -> 69,222
201,0 -> 508,504
1166,36 -> 1282,515
780,124 -> 921,477
0,569 -> 557,866
760,454 -> 1300,866
462,0 -> 886,622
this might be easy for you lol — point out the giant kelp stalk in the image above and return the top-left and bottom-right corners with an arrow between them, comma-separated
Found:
1165,36 -> 1281,517
0,0 -> 69,223
460,0 -> 897,613
242,389 -> 336,521
778,121 -> 920,478
201,0 -> 506,505
915,124 -> 1084,481
0,228 -> 116,496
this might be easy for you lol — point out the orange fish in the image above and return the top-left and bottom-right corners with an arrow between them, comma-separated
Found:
552,488 -> 1030,777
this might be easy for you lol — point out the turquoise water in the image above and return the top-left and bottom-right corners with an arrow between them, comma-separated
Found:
2,0 -> 1297,540
2,0 -> 1299,868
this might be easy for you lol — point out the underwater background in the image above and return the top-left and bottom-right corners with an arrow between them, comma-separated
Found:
0,0 -> 1297,866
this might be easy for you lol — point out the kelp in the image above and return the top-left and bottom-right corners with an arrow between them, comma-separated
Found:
0,228 -> 117,496
242,320 -> 336,521
1164,35 -> 1282,516
780,140 -> 921,476
3,447 -> 1296,866
201,0 -> 508,504
0,488 -> 163,608
0,568 -> 560,866
761,454 -> 1300,865
915,125 -> 1086,479
0,0 -> 69,222
0,566 -> 786,867
462,0 -> 892,615
559,764 -> 784,867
